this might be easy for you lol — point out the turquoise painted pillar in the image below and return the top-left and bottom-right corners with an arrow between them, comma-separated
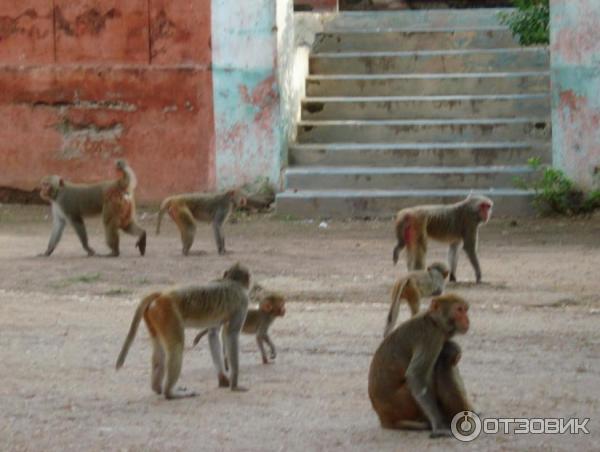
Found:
550,0 -> 600,190
211,0 -> 293,189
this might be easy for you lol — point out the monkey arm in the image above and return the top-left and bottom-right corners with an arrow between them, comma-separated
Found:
462,230 -> 482,283
42,208 -> 66,256
405,344 -> 448,434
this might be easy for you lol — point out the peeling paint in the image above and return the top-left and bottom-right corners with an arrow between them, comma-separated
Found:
212,0 -> 292,189
55,118 -> 124,160
551,0 -> 600,190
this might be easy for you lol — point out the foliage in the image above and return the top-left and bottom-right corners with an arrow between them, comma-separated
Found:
515,158 -> 600,215
499,0 -> 550,45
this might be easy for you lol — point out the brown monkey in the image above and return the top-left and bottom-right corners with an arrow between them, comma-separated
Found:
193,286 -> 286,365
156,190 -> 247,256
392,195 -> 493,283
115,263 -> 251,399
39,159 -> 146,257
368,294 -> 472,437
383,261 -> 449,337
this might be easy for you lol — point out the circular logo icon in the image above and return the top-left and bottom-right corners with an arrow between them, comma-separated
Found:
451,411 -> 482,442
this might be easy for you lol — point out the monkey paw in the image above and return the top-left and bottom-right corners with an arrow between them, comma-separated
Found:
231,386 -> 248,392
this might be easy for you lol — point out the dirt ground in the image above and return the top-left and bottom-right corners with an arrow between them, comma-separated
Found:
0,204 -> 599,452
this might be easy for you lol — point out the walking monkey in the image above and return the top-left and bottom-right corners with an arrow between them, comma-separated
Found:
39,159 -> 146,257
393,195 -> 493,283
115,263 -> 251,399
156,190 -> 247,255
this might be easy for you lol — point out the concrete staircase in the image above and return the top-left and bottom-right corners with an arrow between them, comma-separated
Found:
276,9 -> 551,218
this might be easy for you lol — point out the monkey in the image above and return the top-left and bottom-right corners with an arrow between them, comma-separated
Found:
115,262 -> 251,399
368,294 -> 472,437
392,195 -> 493,283
383,261 -> 449,337
38,159 -> 146,257
193,285 -> 286,365
156,190 -> 247,256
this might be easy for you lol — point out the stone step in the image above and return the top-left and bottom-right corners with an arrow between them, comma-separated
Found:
276,188 -> 535,218
309,48 -> 549,74
297,9 -> 512,32
306,72 -> 550,96
301,94 -> 550,120
313,29 -> 518,53
289,142 -> 550,167
285,165 -> 534,190
297,118 -> 551,143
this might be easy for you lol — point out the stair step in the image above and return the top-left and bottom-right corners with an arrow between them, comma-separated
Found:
313,29 -> 519,52
306,72 -> 550,96
297,117 -> 551,143
285,165 -> 534,190
289,142 -> 550,167
276,188 -> 535,218
301,94 -> 550,120
310,48 -> 549,74
297,9 -> 512,31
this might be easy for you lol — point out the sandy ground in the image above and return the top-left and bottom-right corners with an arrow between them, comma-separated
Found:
0,204 -> 599,452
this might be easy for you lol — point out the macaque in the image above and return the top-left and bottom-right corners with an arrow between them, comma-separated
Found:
156,190 -> 247,256
193,285 -> 286,365
368,294 -> 473,437
115,263 -> 251,399
392,195 -> 493,283
39,159 -> 146,257
383,262 -> 449,337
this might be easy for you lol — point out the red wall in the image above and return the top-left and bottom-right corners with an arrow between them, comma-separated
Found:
0,1 -> 214,202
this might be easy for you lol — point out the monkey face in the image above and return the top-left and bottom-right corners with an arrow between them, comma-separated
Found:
39,175 -> 62,201
260,296 -> 286,316
478,200 -> 493,223
428,262 -> 450,280
451,302 -> 470,334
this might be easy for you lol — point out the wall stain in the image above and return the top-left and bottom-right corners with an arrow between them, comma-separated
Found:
55,7 -> 121,37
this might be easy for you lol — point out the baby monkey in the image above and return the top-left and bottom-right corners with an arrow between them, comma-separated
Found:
383,262 -> 449,337
194,284 -> 286,365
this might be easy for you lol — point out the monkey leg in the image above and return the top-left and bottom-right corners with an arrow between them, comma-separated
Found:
463,237 -> 482,283
123,221 -> 147,256
435,341 -> 472,425
392,239 -> 405,265
103,222 -> 120,257
256,335 -> 270,364
70,216 -> 96,256
223,310 -> 248,391
208,328 -> 230,388
171,207 -> 196,256
448,242 -> 460,282
151,336 -> 165,394
373,384 -> 429,430
264,334 -> 277,360
149,304 -> 195,400
212,217 -> 226,255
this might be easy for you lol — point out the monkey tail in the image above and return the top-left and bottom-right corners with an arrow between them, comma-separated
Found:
383,279 -> 408,337
192,329 -> 209,347
115,292 -> 161,370
156,198 -> 172,234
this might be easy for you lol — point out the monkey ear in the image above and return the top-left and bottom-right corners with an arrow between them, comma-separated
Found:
260,302 -> 273,312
